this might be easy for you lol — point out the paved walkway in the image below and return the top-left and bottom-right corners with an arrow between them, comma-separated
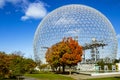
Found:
23,73 -> 120,80
65,74 -> 120,80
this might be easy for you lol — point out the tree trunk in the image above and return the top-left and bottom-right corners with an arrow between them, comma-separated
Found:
62,65 -> 65,73
69,66 -> 71,75
51,67 -> 55,72
58,66 -> 61,72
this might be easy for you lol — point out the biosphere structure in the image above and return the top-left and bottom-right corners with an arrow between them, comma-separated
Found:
34,4 -> 117,63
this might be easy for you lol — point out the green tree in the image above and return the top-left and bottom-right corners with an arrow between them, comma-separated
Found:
9,53 -> 36,76
23,58 -> 37,73
0,52 -> 10,79
0,51 -> 37,79
39,64 -> 48,71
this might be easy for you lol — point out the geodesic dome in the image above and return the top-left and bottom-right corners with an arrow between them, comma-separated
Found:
34,4 -> 118,63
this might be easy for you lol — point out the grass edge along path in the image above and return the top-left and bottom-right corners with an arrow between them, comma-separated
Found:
25,72 -> 75,80
87,77 -> 120,80
25,72 -> 120,80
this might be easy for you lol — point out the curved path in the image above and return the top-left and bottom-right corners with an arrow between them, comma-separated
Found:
66,74 -> 120,80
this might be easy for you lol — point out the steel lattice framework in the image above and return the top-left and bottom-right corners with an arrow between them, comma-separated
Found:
33,4 -> 118,63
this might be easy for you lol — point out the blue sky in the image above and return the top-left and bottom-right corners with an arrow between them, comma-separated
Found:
0,0 -> 120,59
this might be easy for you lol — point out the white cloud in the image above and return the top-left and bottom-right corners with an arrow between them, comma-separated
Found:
21,16 -> 29,21
0,0 -> 47,20
0,0 -> 5,8
21,2 -> 47,21
66,29 -> 80,34
56,18 -> 77,25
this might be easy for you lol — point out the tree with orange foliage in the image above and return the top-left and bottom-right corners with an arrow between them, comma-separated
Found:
45,43 -> 64,71
45,40 -> 70,72
45,37 -> 83,74
60,37 -> 83,74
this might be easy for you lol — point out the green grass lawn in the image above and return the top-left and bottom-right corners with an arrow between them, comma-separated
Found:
25,72 -> 75,80
25,71 -> 120,80
87,77 -> 120,80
